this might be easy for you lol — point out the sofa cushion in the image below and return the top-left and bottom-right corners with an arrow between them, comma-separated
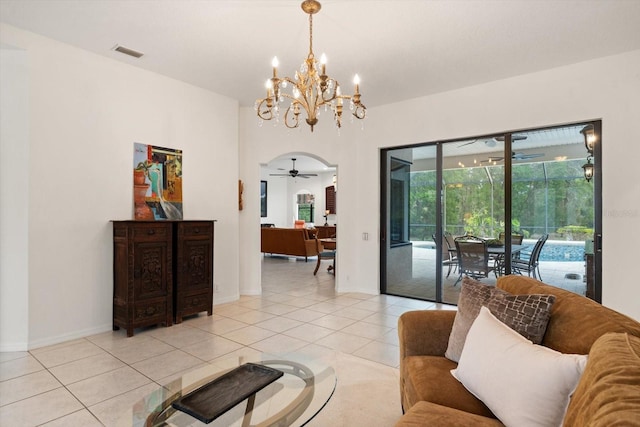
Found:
445,278 -> 555,362
453,307 -> 588,427
394,401 -> 504,427
403,355 -> 495,418
563,332 -> 640,427
497,275 -> 640,354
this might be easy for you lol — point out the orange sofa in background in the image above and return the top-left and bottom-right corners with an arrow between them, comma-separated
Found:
261,227 -> 319,261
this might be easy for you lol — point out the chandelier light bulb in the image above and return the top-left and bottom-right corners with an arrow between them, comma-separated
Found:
271,56 -> 279,67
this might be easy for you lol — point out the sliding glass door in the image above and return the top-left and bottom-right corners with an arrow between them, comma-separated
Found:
381,122 -> 601,304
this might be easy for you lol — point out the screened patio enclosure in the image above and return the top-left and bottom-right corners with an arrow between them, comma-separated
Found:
410,159 -> 593,241
381,122 -> 601,306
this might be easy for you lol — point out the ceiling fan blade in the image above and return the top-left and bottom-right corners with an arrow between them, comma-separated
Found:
513,152 -> 544,160
458,139 -> 478,148
494,134 -> 528,142
298,173 -> 318,177
269,173 -> 290,176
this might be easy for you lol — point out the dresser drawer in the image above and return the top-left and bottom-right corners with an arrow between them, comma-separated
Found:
179,222 -> 213,237
132,223 -> 171,241
134,300 -> 168,322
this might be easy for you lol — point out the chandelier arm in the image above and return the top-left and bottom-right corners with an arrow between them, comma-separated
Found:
320,81 -> 338,103
284,104 -> 300,129
256,98 -> 274,120
352,103 -> 366,119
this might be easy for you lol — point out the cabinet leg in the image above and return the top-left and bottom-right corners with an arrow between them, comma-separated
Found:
113,324 -> 120,331
127,327 -> 134,337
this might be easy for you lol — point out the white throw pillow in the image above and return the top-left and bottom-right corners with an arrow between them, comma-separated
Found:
451,306 -> 588,427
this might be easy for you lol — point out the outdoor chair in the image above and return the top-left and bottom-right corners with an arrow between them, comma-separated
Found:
494,233 -> 525,274
498,232 -> 524,245
512,233 -> 548,280
313,238 -> 335,275
454,236 -> 495,285
432,233 -> 457,278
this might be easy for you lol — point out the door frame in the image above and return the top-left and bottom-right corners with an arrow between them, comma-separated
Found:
380,120 -> 602,303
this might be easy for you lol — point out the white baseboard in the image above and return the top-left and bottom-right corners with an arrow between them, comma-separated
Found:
27,323 -> 113,351
0,341 -> 29,352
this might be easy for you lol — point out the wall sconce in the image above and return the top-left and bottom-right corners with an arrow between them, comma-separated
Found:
583,156 -> 594,182
581,124 -> 596,155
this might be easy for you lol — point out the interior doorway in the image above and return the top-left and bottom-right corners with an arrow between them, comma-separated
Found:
380,121 -> 601,305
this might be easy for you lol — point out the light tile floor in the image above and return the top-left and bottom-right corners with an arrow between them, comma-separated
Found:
0,255 -> 453,426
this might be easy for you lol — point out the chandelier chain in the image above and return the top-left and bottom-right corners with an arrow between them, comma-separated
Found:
309,13 -> 313,56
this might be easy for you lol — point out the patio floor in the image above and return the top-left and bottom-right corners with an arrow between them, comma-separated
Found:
386,242 -> 586,305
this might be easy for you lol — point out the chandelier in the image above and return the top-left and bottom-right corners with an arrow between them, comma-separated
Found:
255,0 -> 366,132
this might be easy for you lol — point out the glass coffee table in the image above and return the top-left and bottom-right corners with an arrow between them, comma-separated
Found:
119,354 -> 336,427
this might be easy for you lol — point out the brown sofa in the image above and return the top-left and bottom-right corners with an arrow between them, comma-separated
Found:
396,275 -> 640,426
260,227 -> 318,261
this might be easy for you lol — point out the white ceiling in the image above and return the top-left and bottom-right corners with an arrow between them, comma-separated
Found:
2,0 -> 640,111
2,1 -> 635,173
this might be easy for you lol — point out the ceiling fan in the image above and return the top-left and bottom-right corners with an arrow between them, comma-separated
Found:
481,151 -> 545,163
269,158 -> 318,179
458,134 -> 528,148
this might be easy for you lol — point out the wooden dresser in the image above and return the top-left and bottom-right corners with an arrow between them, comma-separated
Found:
112,220 -> 215,336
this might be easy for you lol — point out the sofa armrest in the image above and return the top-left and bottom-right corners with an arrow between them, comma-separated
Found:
398,310 -> 456,358
304,239 -> 318,256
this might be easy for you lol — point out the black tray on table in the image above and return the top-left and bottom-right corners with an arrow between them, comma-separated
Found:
171,363 -> 284,424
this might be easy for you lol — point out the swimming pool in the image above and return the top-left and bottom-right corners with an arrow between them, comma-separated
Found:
533,240 -> 585,262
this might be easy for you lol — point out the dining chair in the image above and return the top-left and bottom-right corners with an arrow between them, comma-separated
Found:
512,234 -> 548,280
313,238 -> 335,275
454,236 -> 495,285
498,232 -> 524,245
494,233 -> 525,274
432,233 -> 457,278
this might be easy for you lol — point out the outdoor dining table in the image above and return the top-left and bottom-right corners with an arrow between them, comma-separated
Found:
487,243 -> 528,256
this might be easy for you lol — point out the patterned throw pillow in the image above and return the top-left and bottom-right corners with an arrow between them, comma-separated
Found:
485,292 -> 555,345
444,277 -> 555,362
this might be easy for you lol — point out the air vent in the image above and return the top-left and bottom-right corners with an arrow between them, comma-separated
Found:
112,44 -> 144,58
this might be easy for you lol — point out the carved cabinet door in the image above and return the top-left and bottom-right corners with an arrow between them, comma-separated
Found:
174,221 -> 214,323
133,241 -> 171,299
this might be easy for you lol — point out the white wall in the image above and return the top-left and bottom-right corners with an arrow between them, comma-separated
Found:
1,25 -> 638,353
0,24 -> 240,350
0,48 -> 30,351
240,49 -> 640,320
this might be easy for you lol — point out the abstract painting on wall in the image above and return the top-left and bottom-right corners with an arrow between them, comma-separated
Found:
133,143 -> 183,220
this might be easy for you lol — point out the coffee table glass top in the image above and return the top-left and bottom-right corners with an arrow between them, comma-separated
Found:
119,353 -> 336,427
